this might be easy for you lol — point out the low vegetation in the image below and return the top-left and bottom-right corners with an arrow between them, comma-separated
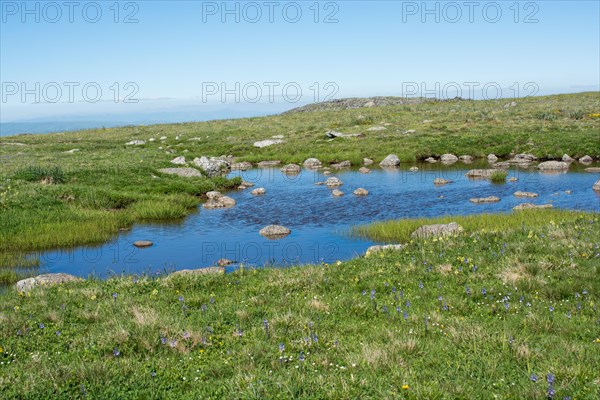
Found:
0,209 -> 598,398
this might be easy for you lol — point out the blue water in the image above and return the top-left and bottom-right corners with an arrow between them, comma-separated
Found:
25,163 -> 600,278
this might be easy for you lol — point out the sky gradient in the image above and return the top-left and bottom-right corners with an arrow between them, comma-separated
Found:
1,0 -> 599,123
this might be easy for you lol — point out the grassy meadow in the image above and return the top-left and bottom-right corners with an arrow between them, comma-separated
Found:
0,209 -> 598,398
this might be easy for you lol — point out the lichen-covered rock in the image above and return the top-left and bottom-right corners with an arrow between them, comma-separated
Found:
259,225 -> 291,239
470,196 -> 500,204
158,168 -> 203,178
365,244 -> 403,256
514,191 -> 538,198
379,154 -> 400,167
513,203 -> 553,210
353,188 -> 369,196
16,273 -> 82,293
538,161 -> 569,171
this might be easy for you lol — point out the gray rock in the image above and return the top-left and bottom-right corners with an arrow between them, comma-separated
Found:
365,244 -> 403,256
254,139 -> 283,148
326,130 -> 363,139
134,240 -> 153,248
459,155 -> 473,163
433,178 -> 452,185
16,273 -> 82,293
440,154 -> 458,164
363,158 -> 374,165
325,177 -> 343,187
379,154 -> 400,167
470,196 -> 501,204
358,167 -> 371,174
259,225 -> 291,239
63,149 -> 80,154
411,222 -> 463,238
193,156 -> 229,177
217,258 -> 234,267
579,155 -> 593,163
465,169 -> 503,178
513,203 -> 553,210
170,156 -> 186,165
203,191 -> 236,209
332,189 -> 344,197
593,179 -> 600,191
425,157 -> 437,163
367,126 -> 386,131
257,160 -> 281,167
238,181 -> 255,190
403,129 -> 416,134
510,153 -> 537,163
487,154 -> 499,163
251,188 -> 266,196
409,166 -> 419,172
303,158 -> 322,168
281,164 -> 301,174
353,188 -> 369,196
158,168 -> 203,178
562,154 -> 574,162
514,191 -> 538,198
538,161 -> 569,171
331,160 -> 351,169
125,140 -> 145,146
231,161 -> 253,171
585,168 -> 600,173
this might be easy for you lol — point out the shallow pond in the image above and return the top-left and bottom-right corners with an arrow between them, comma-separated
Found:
21,162 -> 600,278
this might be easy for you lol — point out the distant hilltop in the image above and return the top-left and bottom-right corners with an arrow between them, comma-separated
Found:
283,96 -> 459,114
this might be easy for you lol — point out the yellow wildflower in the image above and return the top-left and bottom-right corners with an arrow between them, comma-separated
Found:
402,384 -> 409,390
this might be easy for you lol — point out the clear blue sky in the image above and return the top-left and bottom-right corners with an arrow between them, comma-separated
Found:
1,1 -> 599,121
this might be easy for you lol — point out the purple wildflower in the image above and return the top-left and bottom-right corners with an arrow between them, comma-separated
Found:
370,289 -> 375,300
278,343 -> 285,353
549,306 -> 555,313
403,310 -> 408,320
178,296 -> 184,302
546,374 -> 555,384
39,323 -> 45,329
55,331 -> 61,336
113,348 -> 120,357
160,336 -> 167,345
466,286 -> 471,296
418,282 -> 424,289
481,288 -> 487,297
112,293 -> 117,301
299,351 -> 305,362
530,373 -> 538,382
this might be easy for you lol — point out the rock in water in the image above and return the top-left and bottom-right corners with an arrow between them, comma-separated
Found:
513,203 -> 553,210
259,225 -> 291,239
332,189 -> 344,197
593,179 -> 600,191
281,164 -> 301,174
440,154 -> 458,164
538,161 -> 569,171
251,188 -> 266,196
16,273 -> 82,293
325,177 -> 343,187
579,155 -> 593,163
487,154 -> 498,163
411,222 -> 463,238
193,156 -> 229,177
514,191 -> 538,198
353,188 -> 369,196
358,167 -> 371,174
379,154 -> 400,167
303,158 -> 322,168
203,191 -> 236,209
433,178 -> 452,185
470,196 -> 500,204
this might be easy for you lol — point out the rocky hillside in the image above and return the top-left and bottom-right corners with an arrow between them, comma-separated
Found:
283,96 -> 452,114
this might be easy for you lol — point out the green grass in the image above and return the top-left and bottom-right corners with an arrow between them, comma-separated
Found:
490,170 -> 508,183
0,210 -> 598,399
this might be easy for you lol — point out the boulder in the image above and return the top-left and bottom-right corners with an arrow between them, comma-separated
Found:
363,158 -> 374,165
353,188 -> 369,196
193,156 -> 229,177
509,177 -> 519,182
367,126 -> 386,131
358,167 -> 371,174
281,164 -> 301,174
16,273 -> 82,293
514,191 -> 538,198
331,160 -> 352,169
562,154 -> 574,162
579,155 -> 593,163
326,130 -> 363,139
251,188 -> 266,196
487,154 -> 499,163
254,139 -> 283,148
465,169 -> 503,178
158,168 -> 203,178
125,140 -> 145,146
510,153 -> 537,163
332,189 -> 344,197
217,258 -> 234,267
470,196 -> 500,204
440,154 -> 458,164
538,161 -> 569,171
170,156 -> 186,165
459,155 -> 473,163
238,181 -> 255,190
259,225 -> 291,239
134,240 -> 153,248
409,166 -> 419,172
203,191 -> 236,209
425,157 -> 437,163
593,179 -> 600,191
365,244 -> 403,256
303,158 -> 322,168
379,154 -> 400,167
403,129 -> 416,134
411,222 -> 463,239
231,161 -> 253,171
513,203 -> 553,210
433,178 -> 452,185
325,177 -> 343,187
585,168 -> 600,173
257,160 -> 281,167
